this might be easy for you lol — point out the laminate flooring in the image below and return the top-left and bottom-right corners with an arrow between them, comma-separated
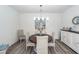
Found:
6,40 -> 77,54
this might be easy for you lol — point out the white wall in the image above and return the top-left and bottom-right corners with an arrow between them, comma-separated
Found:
62,6 -> 79,28
20,13 -> 62,39
0,6 -> 19,46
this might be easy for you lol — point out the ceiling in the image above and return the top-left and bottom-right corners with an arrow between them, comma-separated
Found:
10,5 -> 73,13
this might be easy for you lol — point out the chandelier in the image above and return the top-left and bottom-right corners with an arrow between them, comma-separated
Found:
34,5 -> 49,34
34,5 -> 48,21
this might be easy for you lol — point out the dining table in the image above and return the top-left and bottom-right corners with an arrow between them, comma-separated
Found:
29,33 -> 53,44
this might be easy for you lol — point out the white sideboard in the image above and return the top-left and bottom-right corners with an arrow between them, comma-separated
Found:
61,30 -> 79,53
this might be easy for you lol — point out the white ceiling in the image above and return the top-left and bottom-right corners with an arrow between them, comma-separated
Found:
10,5 -> 73,13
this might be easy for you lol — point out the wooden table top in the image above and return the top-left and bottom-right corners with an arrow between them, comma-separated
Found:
29,34 -> 53,43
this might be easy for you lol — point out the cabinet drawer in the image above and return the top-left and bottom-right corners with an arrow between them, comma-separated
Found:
72,37 -> 79,43
61,31 -> 67,43
61,30 -> 79,53
72,43 -> 79,53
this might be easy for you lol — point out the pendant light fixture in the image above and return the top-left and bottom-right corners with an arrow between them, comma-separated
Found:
34,5 -> 48,34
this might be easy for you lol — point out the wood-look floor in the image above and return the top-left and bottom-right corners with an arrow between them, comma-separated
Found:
6,40 -> 77,54
55,40 -> 77,54
6,40 -> 26,54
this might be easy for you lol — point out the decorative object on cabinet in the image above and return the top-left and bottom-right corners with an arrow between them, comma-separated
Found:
70,25 -> 79,32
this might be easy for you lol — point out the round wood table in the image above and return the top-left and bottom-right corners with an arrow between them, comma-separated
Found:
29,34 -> 53,43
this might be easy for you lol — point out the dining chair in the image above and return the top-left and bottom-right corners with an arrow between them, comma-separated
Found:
48,32 -> 55,50
36,36 -> 48,54
17,29 -> 26,43
25,32 -> 35,53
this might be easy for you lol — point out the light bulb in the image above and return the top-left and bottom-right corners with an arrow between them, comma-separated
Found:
34,17 -> 36,20
38,17 -> 40,20
42,17 -> 44,20
46,17 -> 49,20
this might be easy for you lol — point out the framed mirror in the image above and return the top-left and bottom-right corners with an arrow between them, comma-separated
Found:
72,16 -> 79,25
